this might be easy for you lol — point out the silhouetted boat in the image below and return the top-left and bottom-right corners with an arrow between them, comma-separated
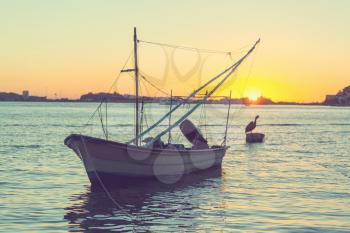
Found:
64,133 -> 226,184
64,28 -> 260,186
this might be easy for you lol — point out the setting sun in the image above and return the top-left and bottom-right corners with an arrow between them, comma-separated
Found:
244,88 -> 261,102
248,95 -> 258,101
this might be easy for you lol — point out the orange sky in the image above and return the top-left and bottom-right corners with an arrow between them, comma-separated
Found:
1,0 -> 349,102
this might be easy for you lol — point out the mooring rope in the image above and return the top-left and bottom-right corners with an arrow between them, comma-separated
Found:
79,135 -> 139,232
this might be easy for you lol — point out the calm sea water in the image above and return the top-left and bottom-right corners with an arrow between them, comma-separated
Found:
0,102 -> 350,232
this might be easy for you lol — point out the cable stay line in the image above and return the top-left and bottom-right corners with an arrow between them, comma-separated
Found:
82,49 -> 134,130
138,39 -> 232,55
140,74 -> 170,96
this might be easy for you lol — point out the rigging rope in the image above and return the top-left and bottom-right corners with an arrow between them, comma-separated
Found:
128,39 -> 260,144
139,39 -> 231,55
148,39 -> 260,144
81,49 -> 133,130
79,136 -> 138,228
139,39 -> 252,57
228,43 -> 259,128
97,104 -> 108,139
140,74 -> 170,96
222,91 -> 232,146
108,50 -> 133,93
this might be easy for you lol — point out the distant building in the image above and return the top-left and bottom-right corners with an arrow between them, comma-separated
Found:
324,85 -> 350,105
0,91 -> 46,101
22,90 -> 29,99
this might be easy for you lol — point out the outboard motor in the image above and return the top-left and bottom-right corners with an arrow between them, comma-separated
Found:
180,119 -> 209,149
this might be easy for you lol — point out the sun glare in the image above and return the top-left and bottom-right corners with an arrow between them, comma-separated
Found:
248,95 -> 258,101
245,88 -> 261,102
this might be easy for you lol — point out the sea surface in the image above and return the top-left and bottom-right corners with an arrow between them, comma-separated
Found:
0,102 -> 350,232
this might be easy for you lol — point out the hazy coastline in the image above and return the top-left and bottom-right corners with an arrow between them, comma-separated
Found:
0,91 -> 331,106
2,83 -> 350,106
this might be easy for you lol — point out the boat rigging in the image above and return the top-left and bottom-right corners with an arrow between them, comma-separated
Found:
64,27 -> 260,185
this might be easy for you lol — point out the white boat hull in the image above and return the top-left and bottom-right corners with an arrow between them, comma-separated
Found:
64,134 -> 227,185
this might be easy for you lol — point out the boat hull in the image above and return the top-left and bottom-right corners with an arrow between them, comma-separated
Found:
64,134 -> 227,185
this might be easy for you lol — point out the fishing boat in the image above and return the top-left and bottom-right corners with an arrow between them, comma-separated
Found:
64,28 -> 260,186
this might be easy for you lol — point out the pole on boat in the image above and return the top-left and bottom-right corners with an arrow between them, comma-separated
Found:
168,89 -> 173,144
140,98 -> 144,143
223,90 -> 232,146
134,27 -> 140,146
105,98 -> 108,140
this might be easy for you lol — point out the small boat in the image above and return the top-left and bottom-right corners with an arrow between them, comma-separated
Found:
246,133 -> 265,143
64,28 -> 260,186
64,133 -> 226,184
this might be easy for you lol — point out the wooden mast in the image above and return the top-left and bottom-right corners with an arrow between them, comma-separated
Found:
134,27 -> 140,146
168,89 -> 173,144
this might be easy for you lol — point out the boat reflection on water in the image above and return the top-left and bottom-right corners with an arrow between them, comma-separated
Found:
64,167 -> 223,232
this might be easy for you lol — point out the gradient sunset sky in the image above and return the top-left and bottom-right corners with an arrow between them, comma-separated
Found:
1,0 -> 349,102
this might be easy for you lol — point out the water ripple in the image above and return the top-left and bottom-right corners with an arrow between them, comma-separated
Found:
0,103 -> 349,232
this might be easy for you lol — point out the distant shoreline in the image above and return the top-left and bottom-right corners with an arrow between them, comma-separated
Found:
1,91 -> 348,106
0,99 -> 329,106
